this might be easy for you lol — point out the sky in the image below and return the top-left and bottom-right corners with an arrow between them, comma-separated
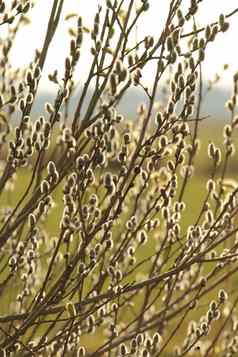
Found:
8,0 -> 238,92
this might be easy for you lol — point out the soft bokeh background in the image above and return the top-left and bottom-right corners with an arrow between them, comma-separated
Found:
9,0 -> 238,92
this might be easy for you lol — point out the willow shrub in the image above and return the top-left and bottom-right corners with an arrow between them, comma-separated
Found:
1,1 -> 238,356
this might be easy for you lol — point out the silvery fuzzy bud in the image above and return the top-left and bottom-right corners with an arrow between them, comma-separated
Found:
47,161 -> 57,175
26,93 -> 34,104
34,65 -> 41,79
223,124 -> 232,138
153,332 -> 161,346
198,48 -> 205,62
40,180 -> 50,195
28,213 -> 36,228
218,14 -> 225,28
155,112 -> 163,127
110,74 -> 117,95
120,344 -> 127,356
23,2 -> 31,13
208,142 -> 215,158
218,289 -> 228,303
214,148 -> 221,165
138,230 -> 147,245
177,9 -> 184,26
78,346 -> 86,356
166,36 -> 173,52
210,25 -> 219,41
45,102 -> 54,114
66,302 -> 77,318
206,179 -> 215,192
205,25 -> 211,40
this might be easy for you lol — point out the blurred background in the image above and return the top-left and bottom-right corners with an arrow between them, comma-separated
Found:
9,1 -> 238,86
4,0 -> 238,175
